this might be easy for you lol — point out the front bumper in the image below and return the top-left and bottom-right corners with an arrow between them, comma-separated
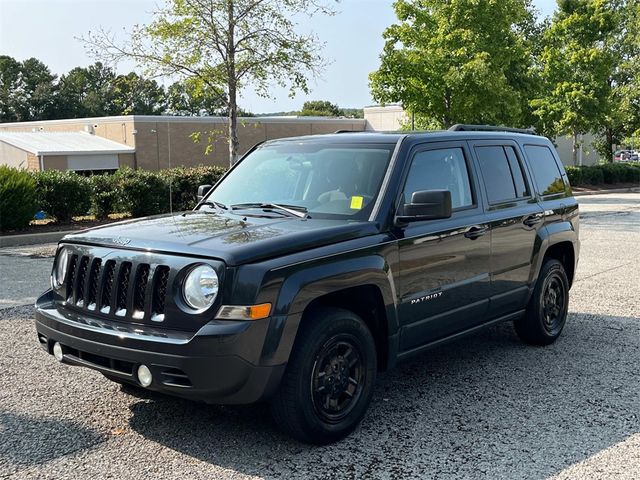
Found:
35,290 -> 285,404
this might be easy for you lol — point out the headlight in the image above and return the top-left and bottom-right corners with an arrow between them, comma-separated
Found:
53,248 -> 69,288
183,265 -> 219,311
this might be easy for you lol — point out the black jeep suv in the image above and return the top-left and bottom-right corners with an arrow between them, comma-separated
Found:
35,125 -> 579,444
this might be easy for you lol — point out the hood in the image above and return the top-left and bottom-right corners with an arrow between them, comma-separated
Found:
62,211 -> 379,265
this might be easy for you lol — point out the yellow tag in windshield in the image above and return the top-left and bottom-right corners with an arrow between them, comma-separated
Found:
350,196 -> 364,210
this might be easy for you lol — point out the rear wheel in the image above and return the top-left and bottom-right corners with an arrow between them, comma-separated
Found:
270,307 -> 377,444
515,258 -> 569,345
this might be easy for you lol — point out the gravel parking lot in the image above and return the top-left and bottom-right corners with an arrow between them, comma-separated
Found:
1,192 -> 639,480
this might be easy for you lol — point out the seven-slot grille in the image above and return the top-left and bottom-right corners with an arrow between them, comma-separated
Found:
64,253 -> 170,322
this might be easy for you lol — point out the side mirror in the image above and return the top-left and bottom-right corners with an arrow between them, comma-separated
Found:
197,184 -> 212,202
396,189 -> 452,224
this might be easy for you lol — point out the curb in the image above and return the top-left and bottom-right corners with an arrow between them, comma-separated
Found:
573,187 -> 640,197
0,230 -> 75,248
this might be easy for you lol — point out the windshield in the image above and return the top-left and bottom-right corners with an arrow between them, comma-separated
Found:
205,142 -> 395,219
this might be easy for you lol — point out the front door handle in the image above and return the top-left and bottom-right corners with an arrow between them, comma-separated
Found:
464,226 -> 487,239
523,214 -> 543,227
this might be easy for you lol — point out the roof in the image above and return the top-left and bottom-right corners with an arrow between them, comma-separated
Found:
0,115 -> 366,127
265,129 -> 543,145
0,131 -> 135,156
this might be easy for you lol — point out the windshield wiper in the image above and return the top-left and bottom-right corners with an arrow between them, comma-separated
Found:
230,202 -> 308,218
198,200 -> 228,213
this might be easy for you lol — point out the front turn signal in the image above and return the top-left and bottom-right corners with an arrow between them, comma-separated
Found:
215,303 -> 272,320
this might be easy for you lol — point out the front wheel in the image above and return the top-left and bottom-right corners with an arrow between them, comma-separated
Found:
515,258 -> 570,345
270,307 -> 377,444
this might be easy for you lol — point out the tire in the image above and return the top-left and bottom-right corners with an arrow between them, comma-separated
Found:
270,307 -> 377,444
515,258 -> 569,345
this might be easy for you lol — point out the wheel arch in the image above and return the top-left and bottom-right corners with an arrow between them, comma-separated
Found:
265,255 -> 399,371
533,223 -> 578,287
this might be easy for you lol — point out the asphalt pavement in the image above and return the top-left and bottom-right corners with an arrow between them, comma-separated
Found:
1,193 -> 638,479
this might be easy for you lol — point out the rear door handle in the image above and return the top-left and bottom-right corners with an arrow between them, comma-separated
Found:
464,226 -> 487,239
523,215 -> 543,227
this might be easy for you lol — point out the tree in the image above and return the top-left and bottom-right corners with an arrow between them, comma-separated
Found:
531,0 -> 618,165
0,56 -> 23,122
0,56 -> 57,121
369,0 -> 539,130
56,62 -> 118,118
112,72 -> 166,115
299,100 -> 341,116
166,78 -> 225,116
83,0 -> 336,166
611,0 -> 640,151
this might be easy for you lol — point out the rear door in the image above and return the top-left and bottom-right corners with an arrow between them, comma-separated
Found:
522,143 -> 575,227
396,142 -> 492,352
470,139 -> 545,317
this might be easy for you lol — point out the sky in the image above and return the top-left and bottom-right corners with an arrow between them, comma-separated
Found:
0,0 -> 558,113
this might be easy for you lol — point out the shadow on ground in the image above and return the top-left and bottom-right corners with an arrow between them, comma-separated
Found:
0,411 -> 105,467
126,312 -> 640,479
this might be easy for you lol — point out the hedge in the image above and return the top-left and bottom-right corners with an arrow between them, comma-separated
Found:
565,163 -> 640,186
0,166 -> 38,230
0,165 -> 228,230
33,170 -> 92,222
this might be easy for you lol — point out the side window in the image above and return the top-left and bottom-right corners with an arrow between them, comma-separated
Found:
403,147 -> 473,209
504,146 -> 529,197
475,146 -> 528,204
524,145 -> 565,196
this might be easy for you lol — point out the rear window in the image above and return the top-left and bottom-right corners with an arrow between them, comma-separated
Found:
524,145 -> 565,196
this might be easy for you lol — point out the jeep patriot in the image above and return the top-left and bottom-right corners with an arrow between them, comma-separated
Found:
35,125 -> 579,444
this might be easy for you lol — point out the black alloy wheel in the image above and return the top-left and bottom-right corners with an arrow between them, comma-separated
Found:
270,307 -> 377,444
311,335 -> 365,423
515,258 -> 570,346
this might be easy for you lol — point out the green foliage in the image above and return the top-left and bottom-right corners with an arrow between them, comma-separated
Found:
32,170 -> 91,222
162,165 -> 227,211
565,163 -> 640,186
299,100 -> 341,117
88,174 -> 119,219
0,56 -> 57,122
0,166 -> 38,231
83,0 -> 334,164
56,62 -> 118,118
166,78 -> 225,116
116,168 -> 170,218
531,0 -> 619,163
111,72 -> 166,115
369,0 -> 540,129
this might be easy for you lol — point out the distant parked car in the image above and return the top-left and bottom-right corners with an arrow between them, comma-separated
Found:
630,151 -> 639,162
614,150 -> 631,162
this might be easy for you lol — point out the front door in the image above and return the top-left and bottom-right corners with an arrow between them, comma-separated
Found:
396,143 -> 491,353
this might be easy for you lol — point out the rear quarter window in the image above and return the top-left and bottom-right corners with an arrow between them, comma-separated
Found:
524,145 -> 566,196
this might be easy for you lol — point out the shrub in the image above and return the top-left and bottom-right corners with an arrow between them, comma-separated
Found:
0,166 -> 38,231
33,170 -> 91,222
582,166 -> 605,185
117,167 -> 170,217
89,173 -> 119,219
162,165 -> 227,211
565,166 -> 582,186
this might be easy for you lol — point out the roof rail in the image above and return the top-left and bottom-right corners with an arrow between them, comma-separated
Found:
448,124 -> 536,135
333,129 -> 376,134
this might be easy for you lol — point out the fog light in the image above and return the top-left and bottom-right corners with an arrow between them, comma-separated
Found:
53,342 -> 63,362
137,365 -> 153,387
